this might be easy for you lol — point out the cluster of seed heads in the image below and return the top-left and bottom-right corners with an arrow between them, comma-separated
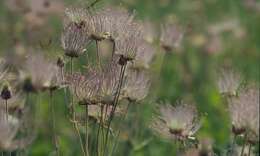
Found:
0,2 -> 259,155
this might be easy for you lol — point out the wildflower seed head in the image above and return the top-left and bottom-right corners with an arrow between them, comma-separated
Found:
99,62 -> 120,104
121,68 -> 151,102
23,53 -> 59,92
131,40 -> 155,69
61,23 -> 90,57
1,82 -> 12,100
228,84 -> 259,140
141,20 -> 157,44
90,6 -> 135,40
0,112 -> 19,150
115,23 -> 142,61
151,102 -> 200,141
217,68 -> 241,96
66,71 -> 101,105
160,23 -> 183,52
62,7 -> 91,57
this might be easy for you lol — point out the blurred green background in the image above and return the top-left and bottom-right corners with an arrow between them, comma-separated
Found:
0,0 -> 259,155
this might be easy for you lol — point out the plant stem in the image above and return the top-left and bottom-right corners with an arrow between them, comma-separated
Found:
230,134 -> 237,155
85,104 -> 89,156
103,64 -> 126,155
110,101 -> 131,156
50,90 -> 60,156
69,57 -> 86,156
248,143 -> 252,156
240,133 -> 247,156
5,100 -> 8,121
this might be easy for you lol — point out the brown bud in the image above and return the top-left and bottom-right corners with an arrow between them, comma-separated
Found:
1,84 -> 12,100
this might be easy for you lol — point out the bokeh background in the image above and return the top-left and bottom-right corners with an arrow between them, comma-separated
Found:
0,0 -> 259,155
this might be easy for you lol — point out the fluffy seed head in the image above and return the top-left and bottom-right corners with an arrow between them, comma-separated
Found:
160,23 -> 183,51
61,7 -> 91,57
228,84 -> 259,141
121,68 -> 151,102
217,68 -> 241,96
115,22 -> 142,61
131,40 -> 155,69
22,53 -> 59,92
151,102 -> 200,141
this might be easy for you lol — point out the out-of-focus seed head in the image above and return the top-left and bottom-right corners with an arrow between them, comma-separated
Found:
1,82 -> 12,100
140,20 -> 158,44
160,22 -> 183,52
0,108 -> 35,151
89,6 -> 135,40
22,53 -> 59,92
151,102 -> 200,141
228,84 -> 259,141
131,40 -> 155,69
217,68 -> 241,96
121,68 -> 151,102
61,7 -> 91,57
0,112 -> 19,150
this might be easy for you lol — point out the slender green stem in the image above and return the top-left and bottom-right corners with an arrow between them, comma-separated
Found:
248,143 -> 252,156
230,134 -> 237,155
85,105 -> 89,156
240,133 -> 247,156
50,90 -> 60,156
104,64 -> 126,155
69,57 -> 86,156
110,102 -> 131,156
96,105 -> 104,156
5,100 -> 8,121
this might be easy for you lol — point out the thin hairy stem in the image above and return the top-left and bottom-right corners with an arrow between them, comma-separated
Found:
110,102 -> 131,156
50,90 -> 60,156
85,105 -> 89,156
60,67 -> 64,82
240,133 -> 247,156
230,134 -> 237,155
96,105 -> 104,156
5,100 -> 8,121
104,64 -> 127,155
248,143 -> 252,156
69,57 -> 86,156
